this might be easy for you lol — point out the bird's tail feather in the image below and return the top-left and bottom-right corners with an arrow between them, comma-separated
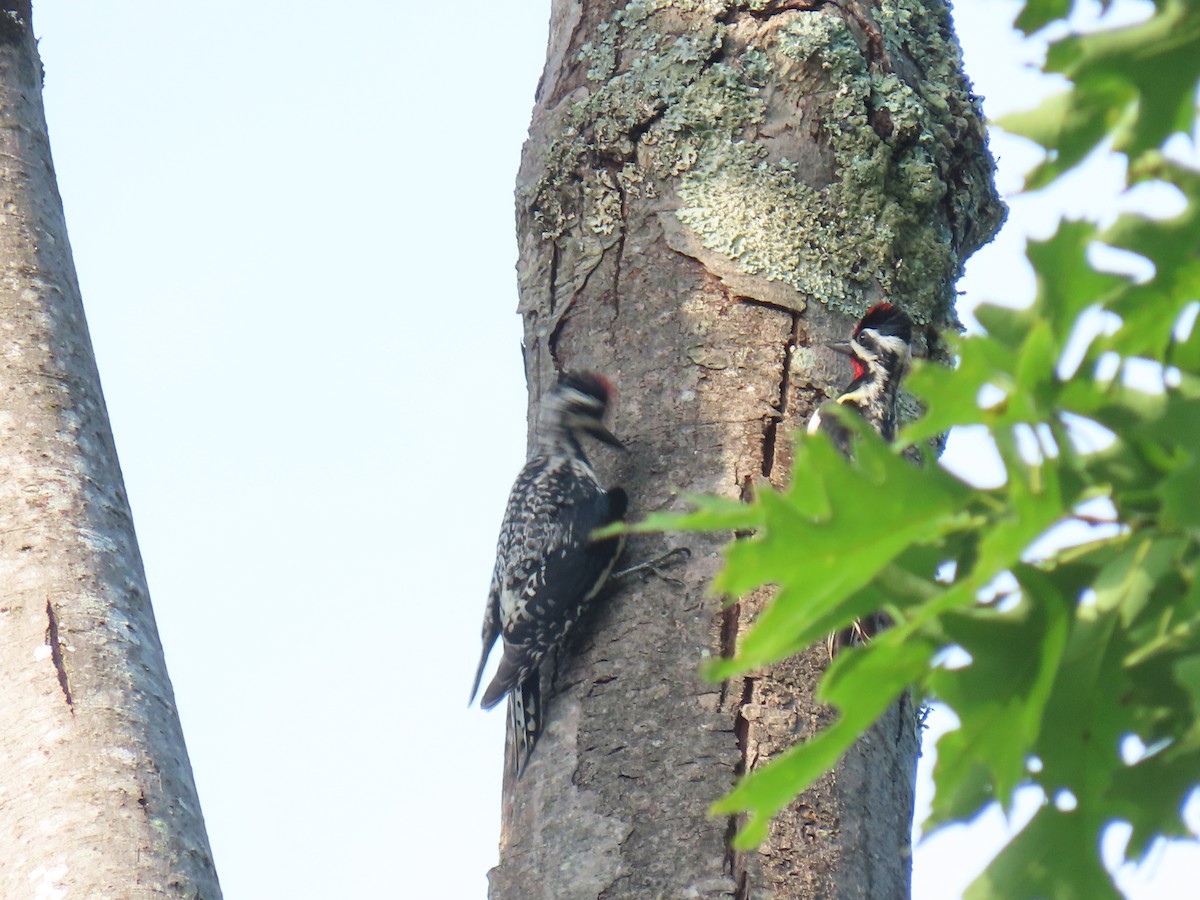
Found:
826,611 -> 892,660
507,677 -> 541,779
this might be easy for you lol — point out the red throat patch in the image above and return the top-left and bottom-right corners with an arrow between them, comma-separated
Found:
850,358 -> 866,380
594,372 -> 616,400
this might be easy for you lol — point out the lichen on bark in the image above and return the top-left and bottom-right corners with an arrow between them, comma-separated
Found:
678,1 -> 1000,325
521,0 -> 1003,332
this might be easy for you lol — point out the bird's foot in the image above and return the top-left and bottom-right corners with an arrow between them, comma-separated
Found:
613,547 -> 691,585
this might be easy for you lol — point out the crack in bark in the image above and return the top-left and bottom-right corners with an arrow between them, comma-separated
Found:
544,241 -> 564,373
546,228 -> 620,371
609,166 -> 627,318
733,678 -> 755,775
44,597 -> 73,715
721,468 -> 759,893
724,812 -> 750,900
575,239 -> 612,304
723,0 -> 823,22
717,487 -> 754,890
716,601 -> 740,708
724,675 -> 755,898
719,305 -> 803,892
736,295 -> 806,317
548,241 -> 561,316
834,0 -> 892,71
761,313 -> 801,479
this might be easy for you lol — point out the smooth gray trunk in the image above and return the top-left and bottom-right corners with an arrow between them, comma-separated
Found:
0,4 -> 221,896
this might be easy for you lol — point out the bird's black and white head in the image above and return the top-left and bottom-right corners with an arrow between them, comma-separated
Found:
831,303 -> 914,389
539,371 -> 623,452
812,303 -> 914,444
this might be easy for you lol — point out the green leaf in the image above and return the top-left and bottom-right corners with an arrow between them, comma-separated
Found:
1111,616 -> 1200,855
1014,317 -> 1060,407
715,634 -> 931,847
1014,0 -> 1072,35
903,300 -> 1082,447
1034,562 -> 1130,805
1046,0 -> 1200,160
1100,159 -> 1200,363
704,424 -> 973,679
927,566 -> 1072,824
1150,398 -> 1200,533
973,303 -> 1035,353
1105,159 -> 1200,290
1109,738 -> 1200,858
722,550 -> 961,679
965,805 -> 1121,900
1026,221 -> 1126,337
1108,544 -> 1200,856
614,493 -> 765,536
1008,0 -> 1200,190
997,83 -> 1133,190
978,441 -> 1076,575
1003,0 -> 1200,186
900,336 -> 1010,444
713,716 -> 859,848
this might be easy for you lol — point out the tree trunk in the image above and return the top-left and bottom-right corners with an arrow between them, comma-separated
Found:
494,1 -> 1002,898
0,5 -> 221,896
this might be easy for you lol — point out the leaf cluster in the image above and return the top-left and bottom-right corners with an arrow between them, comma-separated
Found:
636,1 -> 1200,894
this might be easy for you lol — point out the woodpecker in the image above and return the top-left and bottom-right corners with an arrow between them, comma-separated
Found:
808,303 -> 914,655
807,302 -> 913,455
470,371 -> 628,777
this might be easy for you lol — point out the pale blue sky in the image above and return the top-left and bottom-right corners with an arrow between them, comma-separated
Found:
31,1 -> 1196,897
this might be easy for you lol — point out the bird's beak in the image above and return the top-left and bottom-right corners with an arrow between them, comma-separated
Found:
827,341 -> 855,357
587,421 -> 626,450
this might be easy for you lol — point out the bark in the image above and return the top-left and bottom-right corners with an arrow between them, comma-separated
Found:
494,1 -> 1002,898
0,5 -> 221,897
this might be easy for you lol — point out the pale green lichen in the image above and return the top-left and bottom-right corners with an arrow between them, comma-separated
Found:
585,169 -> 624,235
529,13 -> 740,240
648,58 -> 767,177
526,0 -> 1000,328
615,161 -> 654,202
675,3 -> 983,325
679,149 -> 850,300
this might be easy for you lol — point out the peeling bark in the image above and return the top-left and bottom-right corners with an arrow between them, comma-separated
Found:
495,1 -> 1002,897
0,5 -> 221,896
